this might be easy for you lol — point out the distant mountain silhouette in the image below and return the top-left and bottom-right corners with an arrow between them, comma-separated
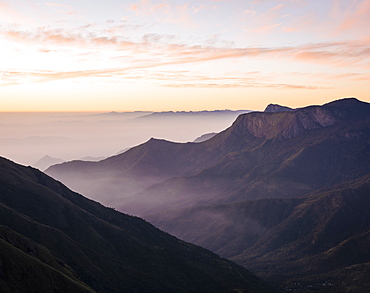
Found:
33,155 -> 64,171
46,97 -> 370,292
0,156 -> 277,293
193,132 -> 218,143
82,111 -> 153,119
33,155 -> 106,172
136,110 -> 251,120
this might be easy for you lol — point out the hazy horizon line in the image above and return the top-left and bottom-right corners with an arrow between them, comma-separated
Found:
0,109 -> 253,114
0,96 -> 362,114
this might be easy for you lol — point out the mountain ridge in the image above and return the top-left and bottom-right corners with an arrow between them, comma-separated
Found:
45,97 -> 370,210
0,156 -> 277,293
117,98 -> 370,216
43,97 -> 370,292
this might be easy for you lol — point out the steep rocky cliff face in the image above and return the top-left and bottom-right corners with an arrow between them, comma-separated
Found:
234,102 -> 345,139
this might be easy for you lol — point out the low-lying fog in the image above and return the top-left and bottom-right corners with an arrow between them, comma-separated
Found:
0,110 -> 250,169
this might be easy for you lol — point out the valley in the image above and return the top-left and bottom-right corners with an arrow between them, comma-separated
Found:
2,1 -> 369,291
45,97 -> 370,292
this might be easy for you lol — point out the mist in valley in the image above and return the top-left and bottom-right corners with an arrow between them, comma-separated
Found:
0,110 -> 249,168
2,98 -> 370,293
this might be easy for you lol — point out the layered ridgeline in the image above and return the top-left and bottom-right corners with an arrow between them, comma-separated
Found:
151,175 -> 370,292
0,156 -> 277,293
46,98 -> 370,212
46,97 -> 370,292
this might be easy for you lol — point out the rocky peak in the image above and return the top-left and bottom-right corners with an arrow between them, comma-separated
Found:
234,98 -> 370,140
233,102 -> 350,139
264,104 -> 295,113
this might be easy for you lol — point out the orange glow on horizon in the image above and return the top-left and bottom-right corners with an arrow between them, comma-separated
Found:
0,0 -> 369,112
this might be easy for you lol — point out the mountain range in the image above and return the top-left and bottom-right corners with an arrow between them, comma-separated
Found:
46,97 -> 370,292
0,156 -> 277,293
32,155 -> 106,171
0,109 -> 250,167
135,110 -> 251,120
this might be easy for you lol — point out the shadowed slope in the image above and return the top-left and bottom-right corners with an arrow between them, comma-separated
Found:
150,175 -> 370,292
234,175 -> 370,291
0,225 -> 94,293
0,156 -> 277,293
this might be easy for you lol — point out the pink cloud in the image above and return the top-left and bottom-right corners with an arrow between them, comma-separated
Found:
45,2 -> 77,15
250,0 -> 304,3
281,14 -> 315,33
127,1 -> 195,26
253,22 -> 283,33
163,81 -> 330,90
0,1 -> 25,22
282,27 -> 299,32
1,22 -> 370,89
193,5 -> 206,14
338,0 -> 370,33
0,27 -> 135,49
46,3 -> 66,7
129,4 -> 139,11
243,2 -> 286,34
243,9 -> 257,17
2,24 -> 370,69
268,4 -> 284,12
0,68 -> 330,91
128,0 -> 171,16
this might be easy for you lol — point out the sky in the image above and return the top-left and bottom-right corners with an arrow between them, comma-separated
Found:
0,0 -> 369,111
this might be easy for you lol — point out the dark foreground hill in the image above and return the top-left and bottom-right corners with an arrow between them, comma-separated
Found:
0,156 -> 277,293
